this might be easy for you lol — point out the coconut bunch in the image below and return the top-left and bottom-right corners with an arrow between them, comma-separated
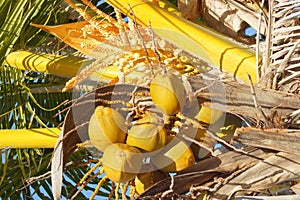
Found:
86,72 -> 220,194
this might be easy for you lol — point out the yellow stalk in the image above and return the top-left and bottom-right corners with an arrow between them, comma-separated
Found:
107,0 -> 259,83
4,51 -> 94,77
5,51 -> 147,84
0,128 -> 59,148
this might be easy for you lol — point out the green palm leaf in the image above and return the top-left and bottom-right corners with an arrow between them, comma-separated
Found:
0,0 -> 73,199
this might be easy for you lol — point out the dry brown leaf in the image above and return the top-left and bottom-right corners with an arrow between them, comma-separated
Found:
188,76 -> 300,128
177,0 -> 262,44
291,182 -> 300,194
137,146 -> 274,198
178,0 -> 201,19
212,152 -> 300,199
51,128 -> 64,200
234,127 -> 300,155
259,1 -> 300,92
236,195 -> 300,200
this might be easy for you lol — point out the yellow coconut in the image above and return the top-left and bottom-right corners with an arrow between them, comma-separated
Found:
126,112 -> 166,152
102,143 -> 143,183
194,106 -> 224,124
151,137 -> 195,173
183,97 -> 224,125
135,170 -> 169,195
150,73 -> 186,115
88,106 -> 127,152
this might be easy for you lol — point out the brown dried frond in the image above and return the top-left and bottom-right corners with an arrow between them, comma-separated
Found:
260,0 -> 300,93
179,0 -> 267,44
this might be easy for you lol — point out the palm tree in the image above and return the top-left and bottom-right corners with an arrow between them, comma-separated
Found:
1,0 -> 299,199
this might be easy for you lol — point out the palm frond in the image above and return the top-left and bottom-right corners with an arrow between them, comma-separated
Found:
0,64 -> 73,199
260,0 -> 300,93
0,0 -> 77,199
0,148 -> 53,199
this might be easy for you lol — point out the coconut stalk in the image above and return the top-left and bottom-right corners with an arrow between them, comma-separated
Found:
0,128 -> 60,148
4,50 -> 94,78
